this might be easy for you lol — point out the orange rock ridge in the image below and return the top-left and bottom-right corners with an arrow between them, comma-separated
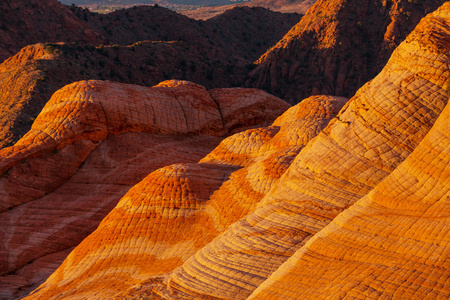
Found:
0,80 -> 289,299
249,56 -> 450,300
165,3 -> 450,299
247,0 -> 447,103
4,2 -> 450,300
23,95 -> 345,299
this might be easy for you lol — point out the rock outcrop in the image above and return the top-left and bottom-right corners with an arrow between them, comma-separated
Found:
247,0 -> 447,104
0,5 -> 300,149
163,3 -> 450,298
0,80 -> 289,299
21,4 -> 450,298
249,84 -> 450,299
22,94 -> 345,299
3,2 -> 450,300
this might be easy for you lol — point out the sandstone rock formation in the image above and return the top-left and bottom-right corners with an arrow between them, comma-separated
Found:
247,0 -> 447,104
0,80 -> 289,299
248,86 -> 450,299
22,94 -> 345,299
3,2 -> 450,300
163,3 -> 450,298
0,4 -> 299,149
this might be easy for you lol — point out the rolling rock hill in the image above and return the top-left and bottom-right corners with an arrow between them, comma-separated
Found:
0,80 -> 290,299
0,2 -> 299,149
0,2 -> 446,299
247,0 -> 448,104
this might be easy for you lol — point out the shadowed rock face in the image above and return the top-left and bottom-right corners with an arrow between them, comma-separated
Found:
247,0 -> 447,104
20,95 -> 345,299
0,80 -> 289,299
0,0 -> 103,62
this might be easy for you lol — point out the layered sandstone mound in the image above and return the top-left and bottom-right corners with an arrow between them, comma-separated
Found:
249,69 -> 450,300
24,95 -> 345,299
0,4 -> 300,149
0,41 -> 247,149
165,4 -> 450,299
247,0 -> 446,103
0,80 -> 289,299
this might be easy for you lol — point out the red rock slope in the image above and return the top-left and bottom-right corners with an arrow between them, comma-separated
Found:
164,3 -> 450,299
13,3 -> 450,299
247,0 -> 447,104
249,86 -> 450,300
22,95 -> 346,299
249,33 -> 450,299
0,80 -> 289,299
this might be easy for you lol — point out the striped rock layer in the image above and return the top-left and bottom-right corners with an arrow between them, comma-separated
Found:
166,3 -> 450,299
0,80 -> 289,299
249,56 -> 450,300
24,95 -> 346,299
13,3 -> 450,300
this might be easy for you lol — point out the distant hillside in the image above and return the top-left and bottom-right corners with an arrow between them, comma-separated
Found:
180,0 -> 316,20
0,3 -> 300,148
57,0 -> 250,6
68,5 -> 299,61
247,0 -> 447,104
0,0 -> 103,62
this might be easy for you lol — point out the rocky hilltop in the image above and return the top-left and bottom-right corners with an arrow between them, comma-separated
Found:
0,0 -> 102,62
12,2 -> 450,299
69,5 -> 300,62
0,80 -> 289,299
247,0 -> 447,103
0,2 -> 299,149
180,0 -> 316,20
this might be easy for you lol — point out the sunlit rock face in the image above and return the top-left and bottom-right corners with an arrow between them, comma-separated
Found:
22,94 -> 345,299
164,3 -> 450,299
0,79 -> 289,299
248,84 -> 450,300
247,0 -> 447,104
7,2 -> 450,300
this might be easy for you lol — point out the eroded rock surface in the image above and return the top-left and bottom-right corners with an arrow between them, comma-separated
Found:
249,59 -> 450,300
5,2 -> 450,300
22,95 -> 344,299
0,80 -> 289,299
164,3 -> 450,298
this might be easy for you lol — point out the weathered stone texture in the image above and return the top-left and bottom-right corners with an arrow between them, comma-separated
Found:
166,3 -> 450,299
22,94 -> 342,299
0,80 -> 289,299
